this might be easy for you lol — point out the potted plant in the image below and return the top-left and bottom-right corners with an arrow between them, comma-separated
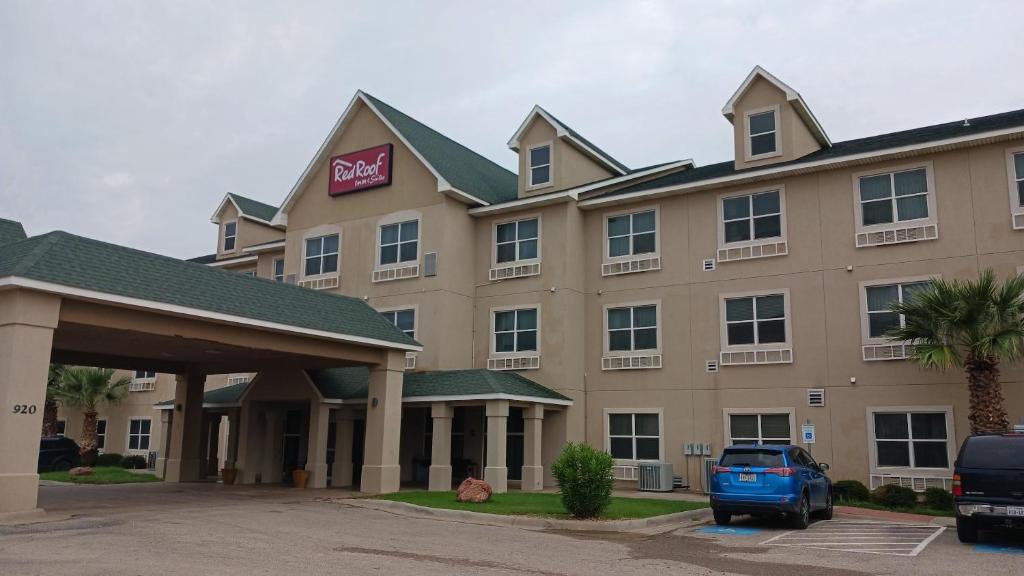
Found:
292,466 -> 310,489
221,467 -> 238,485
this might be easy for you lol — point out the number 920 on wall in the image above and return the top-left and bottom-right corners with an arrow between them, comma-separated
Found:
12,404 -> 37,415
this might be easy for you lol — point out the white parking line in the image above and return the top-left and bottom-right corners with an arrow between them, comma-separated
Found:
760,520 -> 946,557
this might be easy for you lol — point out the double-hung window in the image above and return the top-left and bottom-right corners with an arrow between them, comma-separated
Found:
380,309 -> 416,339
607,305 -> 658,353
96,419 -> 107,450
721,189 -> 783,247
864,281 -> 930,340
1008,149 -> 1024,228
222,221 -> 237,252
746,108 -> 778,158
871,410 -> 950,469
379,220 -> 419,267
1013,152 -> 1024,207
55,420 -> 66,436
495,218 -> 539,264
134,369 -> 156,381
858,167 -> 930,227
728,413 -> 792,445
607,412 -> 661,461
724,294 -> 787,346
493,308 -> 538,354
304,234 -> 339,277
528,144 -> 551,187
128,419 -> 151,452
607,210 -> 657,259
272,258 -> 285,282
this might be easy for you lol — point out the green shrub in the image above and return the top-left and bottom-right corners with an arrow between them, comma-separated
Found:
870,484 -> 918,509
551,442 -> 614,519
923,487 -> 953,510
121,455 -> 148,470
95,453 -> 124,467
833,480 -> 870,503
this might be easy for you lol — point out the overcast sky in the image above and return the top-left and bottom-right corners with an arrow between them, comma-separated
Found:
2,1 -> 1023,259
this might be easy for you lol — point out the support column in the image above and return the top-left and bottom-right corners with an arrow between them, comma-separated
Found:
331,408 -> 354,488
307,402 -> 331,488
521,404 -> 545,491
261,408 -> 283,483
225,408 -> 240,469
360,350 -> 405,494
165,368 -> 206,483
0,290 -> 60,518
155,409 -> 172,478
428,402 -> 453,491
484,400 -> 509,493
236,403 -> 259,483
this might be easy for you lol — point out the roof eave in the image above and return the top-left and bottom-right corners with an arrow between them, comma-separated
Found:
508,106 -> 627,176
721,66 -> 831,148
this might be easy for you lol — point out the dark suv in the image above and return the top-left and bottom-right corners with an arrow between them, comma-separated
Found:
38,436 -> 81,472
953,433 -> 1024,543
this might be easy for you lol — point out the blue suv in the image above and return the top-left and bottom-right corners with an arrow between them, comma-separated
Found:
710,445 -> 833,529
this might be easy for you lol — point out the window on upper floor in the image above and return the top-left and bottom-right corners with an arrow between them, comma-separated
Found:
528,144 -> 551,188
724,294 -> 787,347
304,234 -> 339,277
1008,148 -> 1024,229
495,217 -> 539,264
606,304 -> 659,353
859,168 -> 930,227
746,107 -> 778,159
378,220 -> 419,267
607,411 -> 662,462
492,308 -> 538,354
607,209 -> 657,259
222,221 -> 237,252
380,308 -> 416,339
134,369 -> 156,381
864,281 -> 929,340
722,189 -> 783,243
272,258 -> 285,282
870,409 -> 951,470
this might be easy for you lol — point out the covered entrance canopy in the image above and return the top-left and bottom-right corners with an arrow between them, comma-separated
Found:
0,221 -> 419,518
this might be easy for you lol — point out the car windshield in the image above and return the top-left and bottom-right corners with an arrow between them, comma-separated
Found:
960,436 -> 1024,470
720,449 -> 785,468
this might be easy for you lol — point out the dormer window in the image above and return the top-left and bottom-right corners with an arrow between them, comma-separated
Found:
528,144 -> 551,188
746,107 -> 779,159
222,221 -> 237,252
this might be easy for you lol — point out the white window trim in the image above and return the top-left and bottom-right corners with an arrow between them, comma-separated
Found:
602,300 -> 662,357
603,408 -> 665,465
489,304 -> 541,359
126,417 -> 152,454
717,185 -> 788,253
300,226 -> 342,281
527,142 -> 553,190
866,406 -> 955,476
852,160 -> 938,235
1006,145 -> 1024,229
723,407 -> 796,448
859,275 -> 937,346
221,220 -> 238,253
272,257 -> 285,282
377,304 -> 419,340
603,205 -> 661,263
744,104 -> 782,162
719,288 -> 791,352
492,214 -> 542,267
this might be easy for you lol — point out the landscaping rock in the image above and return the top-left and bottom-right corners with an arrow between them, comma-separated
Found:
456,477 -> 492,503
69,467 -> 94,477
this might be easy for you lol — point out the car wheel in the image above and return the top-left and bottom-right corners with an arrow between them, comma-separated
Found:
712,509 -> 732,526
956,518 -> 979,543
814,490 -> 834,520
789,494 -> 810,529
52,458 -> 73,472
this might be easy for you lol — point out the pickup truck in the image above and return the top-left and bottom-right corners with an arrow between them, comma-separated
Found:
953,433 -> 1024,543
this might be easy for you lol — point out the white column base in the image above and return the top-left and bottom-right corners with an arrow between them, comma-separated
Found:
428,465 -> 452,491
359,465 -> 401,494
484,466 -> 508,493
520,466 -> 544,491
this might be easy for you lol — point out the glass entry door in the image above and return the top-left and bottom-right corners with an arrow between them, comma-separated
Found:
281,409 -> 304,483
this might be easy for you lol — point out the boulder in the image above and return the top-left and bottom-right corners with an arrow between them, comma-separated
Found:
456,477 -> 492,503
69,467 -> 94,477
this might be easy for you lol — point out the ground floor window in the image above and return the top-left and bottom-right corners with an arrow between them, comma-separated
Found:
871,410 -> 949,469
55,420 -> 66,436
96,419 -> 107,450
128,419 -> 151,452
607,411 -> 661,461
729,413 -> 791,445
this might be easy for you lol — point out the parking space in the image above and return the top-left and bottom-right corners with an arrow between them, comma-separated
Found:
759,519 -> 945,556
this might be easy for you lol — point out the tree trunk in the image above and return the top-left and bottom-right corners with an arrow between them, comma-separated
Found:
80,409 -> 99,466
41,397 -> 58,437
965,355 -> 1010,434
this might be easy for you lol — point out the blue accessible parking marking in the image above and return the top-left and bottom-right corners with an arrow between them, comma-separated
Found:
697,526 -> 763,536
974,544 -> 1024,556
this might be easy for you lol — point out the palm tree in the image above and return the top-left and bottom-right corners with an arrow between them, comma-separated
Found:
53,367 -> 130,465
41,364 -> 65,437
889,269 -> 1024,434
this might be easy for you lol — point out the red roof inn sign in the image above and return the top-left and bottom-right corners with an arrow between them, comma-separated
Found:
329,144 -> 394,196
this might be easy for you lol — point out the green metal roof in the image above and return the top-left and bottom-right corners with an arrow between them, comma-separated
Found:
228,193 -> 279,223
308,367 -> 571,403
362,92 -> 518,205
0,231 -> 419,349
0,218 -> 27,246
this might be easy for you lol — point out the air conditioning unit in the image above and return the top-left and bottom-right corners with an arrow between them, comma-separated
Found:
637,462 -> 674,492
701,457 -> 718,494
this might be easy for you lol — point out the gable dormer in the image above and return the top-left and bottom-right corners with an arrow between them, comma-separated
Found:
210,193 -> 284,259
508,106 -> 628,198
722,66 -> 831,170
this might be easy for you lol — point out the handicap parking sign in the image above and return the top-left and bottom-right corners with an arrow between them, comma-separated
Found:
802,424 -> 815,444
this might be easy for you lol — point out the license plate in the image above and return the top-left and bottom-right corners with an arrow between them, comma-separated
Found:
1008,507 -> 1024,517
738,473 -> 756,482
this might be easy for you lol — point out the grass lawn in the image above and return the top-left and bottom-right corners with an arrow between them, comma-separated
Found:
378,490 -> 707,520
40,466 -> 161,485
838,499 -> 954,517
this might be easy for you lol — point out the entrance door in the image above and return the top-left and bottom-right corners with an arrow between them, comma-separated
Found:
352,419 -> 365,488
281,409 -> 303,484
507,408 -> 524,481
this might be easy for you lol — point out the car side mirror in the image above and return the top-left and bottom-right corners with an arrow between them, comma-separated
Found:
818,463 -> 830,472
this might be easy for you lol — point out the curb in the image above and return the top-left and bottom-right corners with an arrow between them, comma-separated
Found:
333,498 -> 711,533
835,505 -> 955,527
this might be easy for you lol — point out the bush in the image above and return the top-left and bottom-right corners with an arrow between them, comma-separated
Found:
870,484 -> 918,509
923,487 -> 954,510
833,480 -> 870,503
94,453 -> 124,467
121,455 -> 148,470
551,442 -> 614,519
